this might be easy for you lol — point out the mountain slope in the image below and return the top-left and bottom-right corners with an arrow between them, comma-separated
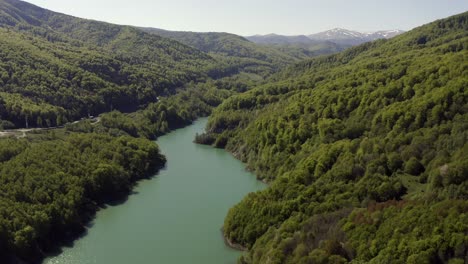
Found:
245,34 -> 346,58
246,34 -> 316,45
0,0 -> 211,63
0,1 -> 236,262
368,29 -> 406,39
141,28 -> 302,75
200,12 -> 468,263
246,29 -> 405,58
308,28 -> 405,45
0,0 -> 250,129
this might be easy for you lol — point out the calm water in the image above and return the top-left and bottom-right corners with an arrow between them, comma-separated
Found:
44,118 -> 265,264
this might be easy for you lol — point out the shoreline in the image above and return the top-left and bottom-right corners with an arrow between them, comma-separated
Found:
221,227 -> 247,251
8,160 -> 166,264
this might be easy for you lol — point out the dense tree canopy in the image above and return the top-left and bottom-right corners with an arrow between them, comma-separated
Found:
0,0 -> 466,263
0,0 -> 281,262
0,133 -> 165,263
199,12 -> 468,263
0,0 -> 304,130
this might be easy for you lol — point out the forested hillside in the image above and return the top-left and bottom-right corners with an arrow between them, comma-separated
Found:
261,41 -> 345,60
1,0 -> 466,263
141,28 -> 304,75
0,0 -> 202,261
246,34 -> 347,58
0,1 -> 267,261
0,0 -> 301,131
142,28 -> 357,76
199,12 -> 468,263
0,0 -> 220,128
0,132 -> 166,263
0,0 -> 290,262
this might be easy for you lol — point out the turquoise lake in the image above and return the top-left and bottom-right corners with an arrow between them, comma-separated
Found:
44,118 -> 265,264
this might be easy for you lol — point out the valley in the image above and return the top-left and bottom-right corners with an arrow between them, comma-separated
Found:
44,119 -> 265,264
0,0 -> 466,263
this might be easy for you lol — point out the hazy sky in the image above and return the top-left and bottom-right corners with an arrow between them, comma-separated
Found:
24,0 -> 468,35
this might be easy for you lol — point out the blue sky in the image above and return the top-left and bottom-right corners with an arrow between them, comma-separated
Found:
25,0 -> 468,35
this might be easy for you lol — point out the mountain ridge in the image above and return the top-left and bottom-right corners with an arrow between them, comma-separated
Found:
247,28 -> 405,46
308,27 -> 405,45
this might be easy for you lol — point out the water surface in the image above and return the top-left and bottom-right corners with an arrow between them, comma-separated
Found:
45,118 -> 265,264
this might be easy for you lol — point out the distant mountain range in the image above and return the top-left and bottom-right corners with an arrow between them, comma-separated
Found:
136,28 -> 404,66
308,28 -> 406,45
246,34 -> 319,45
140,28 -> 344,62
247,28 -> 405,46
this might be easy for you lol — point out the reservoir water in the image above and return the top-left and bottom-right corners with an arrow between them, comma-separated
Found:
44,118 -> 265,264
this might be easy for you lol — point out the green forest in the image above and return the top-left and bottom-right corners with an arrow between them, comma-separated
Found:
0,0 -> 467,263
0,132 -> 166,262
0,0 -> 307,262
200,12 -> 468,264
0,0 -> 307,130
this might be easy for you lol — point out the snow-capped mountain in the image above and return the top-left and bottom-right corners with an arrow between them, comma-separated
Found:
366,30 -> 406,39
308,28 -> 405,46
309,28 -> 365,40
245,28 -> 405,51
